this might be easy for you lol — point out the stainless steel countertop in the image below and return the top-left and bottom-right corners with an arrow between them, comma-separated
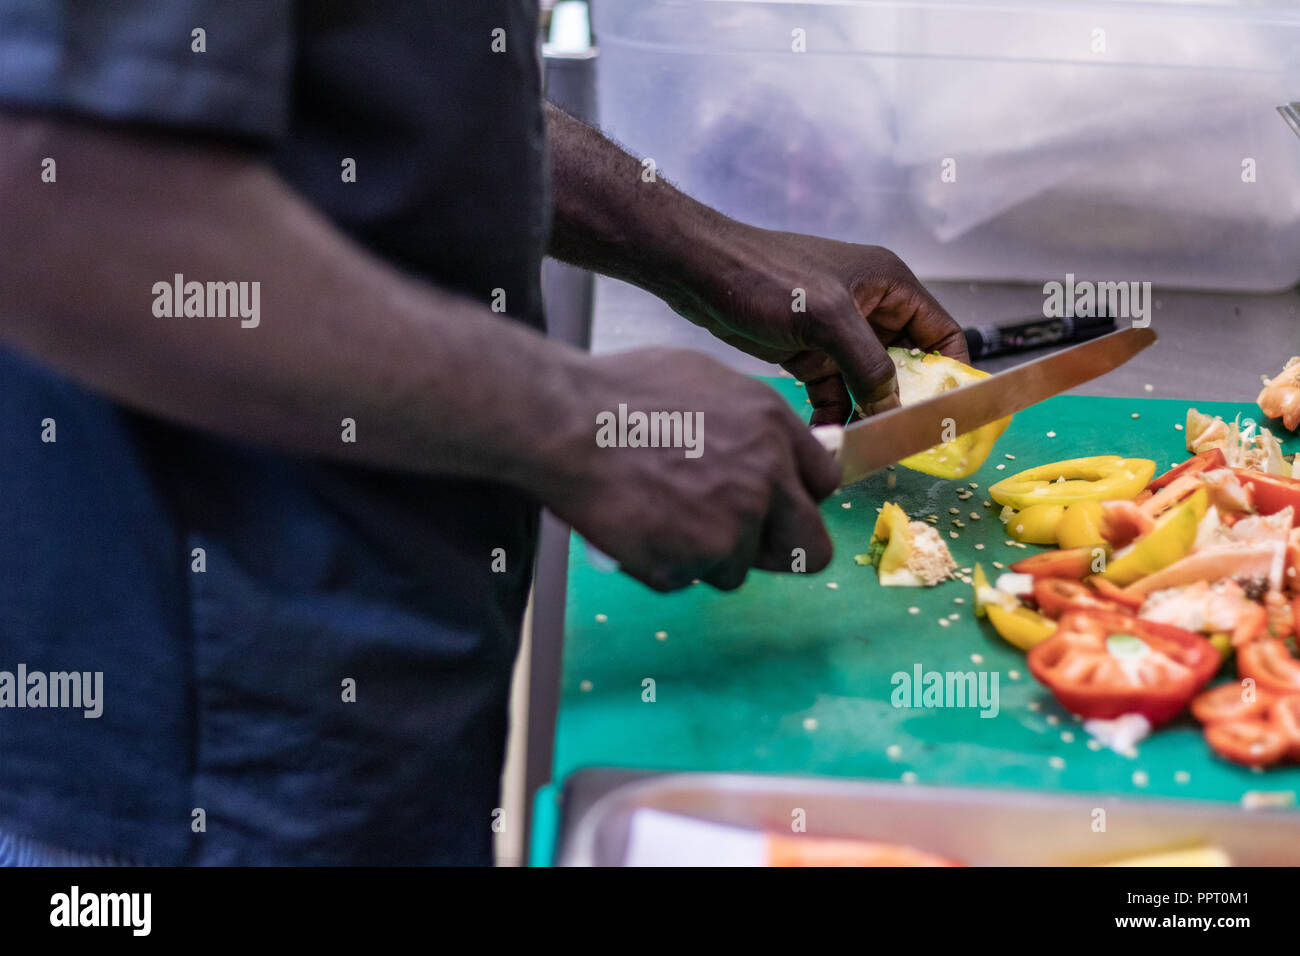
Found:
590,276 -> 1300,403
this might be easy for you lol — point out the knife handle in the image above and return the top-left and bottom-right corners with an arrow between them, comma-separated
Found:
964,315 -> 1116,361
811,424 -> 845,463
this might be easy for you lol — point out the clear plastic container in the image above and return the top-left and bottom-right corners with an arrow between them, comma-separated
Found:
593,0 -> 1300,291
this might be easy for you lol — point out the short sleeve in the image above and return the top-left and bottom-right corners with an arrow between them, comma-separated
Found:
0,0 -> 293,143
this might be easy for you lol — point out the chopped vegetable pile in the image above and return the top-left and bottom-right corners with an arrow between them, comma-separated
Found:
969,407 -> 1300,769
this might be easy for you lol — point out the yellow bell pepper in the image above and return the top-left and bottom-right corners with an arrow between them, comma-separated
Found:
858,500 -> 957,586
971,562 -> 1001,618
986,604 -> 1058,651
1056,500 -> 1107,549
1099,487 -> 1208,587
887,348 -> 1011,480
1004,503 -> 1068,544
989,456 -> 1156,510
1208,632 -> 1233,661
972,562 -> 1057,649
866,501 -> 915,586
1001,499 -> 1108,547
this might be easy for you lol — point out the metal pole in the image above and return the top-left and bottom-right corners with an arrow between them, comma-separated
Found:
524,22 -> 598,861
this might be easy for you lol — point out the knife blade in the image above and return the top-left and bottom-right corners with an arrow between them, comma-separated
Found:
821,326 -> 1156,486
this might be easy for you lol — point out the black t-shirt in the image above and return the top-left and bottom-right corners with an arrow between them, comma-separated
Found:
0,0 -> 549,864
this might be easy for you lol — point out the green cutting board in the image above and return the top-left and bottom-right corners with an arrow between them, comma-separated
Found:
554,380 -> 1300,806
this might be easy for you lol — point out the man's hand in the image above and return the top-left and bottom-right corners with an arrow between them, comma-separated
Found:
671,228 -> 969,426
543,348 -> 840,592
546,105 -> 968,425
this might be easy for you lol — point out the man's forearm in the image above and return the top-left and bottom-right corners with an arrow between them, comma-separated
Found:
544,104 -> 968,422
0,112 -> 585,497
545,102 -> 748,318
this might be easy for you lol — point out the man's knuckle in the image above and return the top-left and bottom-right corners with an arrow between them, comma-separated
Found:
686,521 -> 732,564
807,290 -> 854,330
734,483 -> 771,522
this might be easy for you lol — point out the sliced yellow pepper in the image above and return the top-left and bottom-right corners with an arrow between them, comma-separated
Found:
868,501 -> 915,586
1001,499 -> 1108,547
888,348 -> 1011,480
1099,487 -> 1208,587
1208,632 -> 1233,662
988,456 -> 1156,510
859,500 -> 957,586
972,561 -> 1057,650
986,603 -> 1057,651
972,562 -> 1015,618
1056,500 -> 1107,549
1004,503 -> 1067,545
971,563 -> 992,618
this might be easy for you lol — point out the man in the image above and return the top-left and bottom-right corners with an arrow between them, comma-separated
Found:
0,2 -> 965,864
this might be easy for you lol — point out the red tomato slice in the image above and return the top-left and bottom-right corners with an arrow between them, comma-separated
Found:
1027,610 -> 1219,725
1269,696 -> 1300,759
1190,682 -> 1272,726
1009,547 -> 1096,580
1205,718 -> 1289,768
1148,448 -> 1225,491
1230,469 -> 1300,521
1237,638 -> 1300,696
1032,578 -> 1124,619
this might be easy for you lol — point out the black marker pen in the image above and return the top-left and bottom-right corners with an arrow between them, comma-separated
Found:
963,314 -> 1116,361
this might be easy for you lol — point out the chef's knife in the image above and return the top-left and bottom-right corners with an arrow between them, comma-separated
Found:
815,326 -> 1157,486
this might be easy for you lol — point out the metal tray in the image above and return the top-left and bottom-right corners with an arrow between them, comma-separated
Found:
555,769 -> 1300,866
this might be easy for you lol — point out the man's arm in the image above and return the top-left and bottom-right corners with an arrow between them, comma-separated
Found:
0,112 -> 582,492
545,102 -> 968,425
0,112 -> 839,591
545,102 -> 728,322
